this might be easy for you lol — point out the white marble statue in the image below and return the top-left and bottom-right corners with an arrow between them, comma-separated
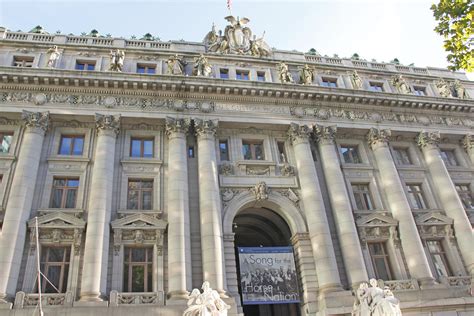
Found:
109,49 -> 124,72
46,45 -> 61,68
278,61 -> 293,84
193,54 -> 212,77
183,281 -> 230,316
435,79 -> 452,98
299,64 -> 314,85
352,279 -> 402,316
452,80 -> 467,99
350,70 -> 363,89
390,75 -> 411,94
166,54 -> 186,75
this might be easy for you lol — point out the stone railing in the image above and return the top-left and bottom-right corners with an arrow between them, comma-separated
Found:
378,279 -> 419,291
109,291 -> 165,306
439,276 -> 471,287
13,291 -> 74,308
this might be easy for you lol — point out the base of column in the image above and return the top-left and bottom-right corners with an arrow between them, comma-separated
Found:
78,292 -> 106,302
318,283 -> 343,294
167,290 -> 190,300
0,294 -> 12,309
418,277 -> 440,289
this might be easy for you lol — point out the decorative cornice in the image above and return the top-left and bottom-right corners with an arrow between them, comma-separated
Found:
287,123 -> 312,145
21,110 -> 49,132
194,119 -> 218,138
165,117 -> 190,136
95,113 -> 120,135
367,128 -> 391,149
314,124 -> 337,145
462,134 -> 472,152
416,131 -> 440,149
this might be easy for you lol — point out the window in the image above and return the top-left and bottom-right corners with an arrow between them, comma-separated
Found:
188,146 -> 195,158
13,56 -> 34,67
440,149 -> 458,167
455,184 -> 473,209
236,70 -> 249,80
51,178 -> 79,208
352,184 -> 374,211
426,240 -> 451,278
413,86 -> 426,96
340,145 -> 361,163
321,78 -> 337,87
277,141 -> 286,163
39,247 -> 70,293
75,60 -> 95,71
58,135 -> 84,156
0,133 -> 13,153
406,184 -> 428,209
219,140 -> 229,161
242,140 -> 265,160
369,82 -> 384,92
123,247 -> 153,292
392,147 -> 411,165
368,242 -> 392,280
127,179 -> 153,210
137,64 -> 156,74
257,71 -> 266,82
219,69 -> 229,79
130,138 -> 154,158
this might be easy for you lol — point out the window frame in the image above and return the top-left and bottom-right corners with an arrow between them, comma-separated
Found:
123,247 -> 154,293
236,69 -> 250,80
50,177 -> 80,209
455,184 -> 473,210
405,183 -> 428,210
351,183 -> 375,211
13,56 -> 34,67
367,242 -> 393,280
413,86 -> 427,96
242,139 -> 265,160
219,139 -> 229,161
130,137 -> 154,158
320,77 -> 338,88
340,144 -> 362,164
127,179 -> 154,210
0,132 -> 13,154
368,81 -> 384,92
58,135 -> 85,156
439,148 -> 459,167
38,246 -> 71,293
391,146 -> 412,166
219,68 -> 229,79
256,71 -> 266,82
136,63 -> 156,74
75,60 -> 96,71
425,239 -> 452,278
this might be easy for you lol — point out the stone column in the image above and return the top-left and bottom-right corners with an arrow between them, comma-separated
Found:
287,124 -> 342,292
462,134 -> 473,165
80,114 -> 120,301
166,117 -> 191,299
367,128 -> 435,285
314,125 -> 368,288
417,131 -> 474,276
195,119 -> 225,293
0,111 -> 49,303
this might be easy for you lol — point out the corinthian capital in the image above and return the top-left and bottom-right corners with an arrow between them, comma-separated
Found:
165,117 -> 190,137
416,131 -> 440,149
21,110 -> 50,132
95,113 -> 120,135
287,123 -> 312,144
194,119 -> 218,138
367,128 -> 391,149
314,124 -> 337,145
462,134 -> 472,152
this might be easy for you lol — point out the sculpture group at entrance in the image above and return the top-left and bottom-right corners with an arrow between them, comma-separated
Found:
183,281 -> 230,316
352,279 -> 402,316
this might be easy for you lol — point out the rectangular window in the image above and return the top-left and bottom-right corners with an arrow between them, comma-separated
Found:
130,138 -> 154,158
219,140 -> 229,161
51,178 -> 79,208
257,71 -> 266,82
242,140 -> 265,160
406,184 -> 428,209
369,82 -> 384,92
340,145 -> 361,163
236,70 -> 249,80
426,240 -> 451,278
127,179 -> 153,210
58,135 -> 84,156
352,184 -> 374,211
219,69 -> 229,79
123,247 -> 153,292
39,247 -> 70,293
455,184 -> 473,209
0,133 -> 13,153
440,149 -> 458,167
413,86 -> 426,96
188,146 -> 195,158
277,141 -> 286,163
13,56 -> 34,67
321,78 -> 338,87
137,64 -> 156,74
75,61 -> 95,71
368,242 -> 392,280
392,147 -> 411,165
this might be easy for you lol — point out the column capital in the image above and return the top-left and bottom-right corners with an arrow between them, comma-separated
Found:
367,128 -> 391,149
95,113 -> 120,136
287,123 -> 312,144
314,124 -> 337,145
194,119 -> 218,138
21,110 -> 50,133
165,117 -> 190,137
416,131 -> 440,149
462,134 -> 472,152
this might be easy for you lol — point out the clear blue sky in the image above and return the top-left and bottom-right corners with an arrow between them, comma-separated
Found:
0,0 -> 470,77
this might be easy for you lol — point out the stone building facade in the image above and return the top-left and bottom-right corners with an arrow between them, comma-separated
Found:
0,18 -> 472,316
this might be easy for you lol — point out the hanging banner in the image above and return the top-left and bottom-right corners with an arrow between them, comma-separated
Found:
238,247 -> 300,305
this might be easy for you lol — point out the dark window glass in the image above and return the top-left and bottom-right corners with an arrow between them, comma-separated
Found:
127,179 -> 153,210
413,86 -> 426,96
51,178 -> 79,208
137,64 -> 156,74
236,70 -> 249,80
340,145 -> 361,163
352,184 -> 374,210
368,242 -> 392,280
369,82 -> 384,92
257,72 -> 265,82
455,184 -> 473,209
0,133 -> 13,153
39,247 -> 71,293
59,135 -> 84,155
76,61 -> 95,70
219,140 -> 229,161
426,240 -> 451,278
277,141 -> 287,162
13,56 -> 34,67
123,247 -> 153,292
188,146 -> 195,158
392,147 -> 411,165
130,138 -> 154,158
321,78 -> 337,87
242,140 -> 265,160
406,184 -> 428,209
440,149 -> 458,167
220,69 -> 229,79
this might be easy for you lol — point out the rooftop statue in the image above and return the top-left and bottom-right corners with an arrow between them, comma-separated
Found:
166,54 -> 186,75
109,49 -> 124,72
193,54 -> 212,77
203,16 -> 271,57
183,281 -> 230,316
352,279 -> 402,316
46,45 -> 61,68
435,79 -> 452,98
278,61 -> 294,84
452,80 -> 468,99
349,70 -> 363,89
391,75 -> 411,94
299,64 -> 314,85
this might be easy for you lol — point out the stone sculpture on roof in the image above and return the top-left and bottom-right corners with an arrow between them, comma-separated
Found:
166,54 -> 186,75
193,54 -> 212,77
109,49 -> 124,72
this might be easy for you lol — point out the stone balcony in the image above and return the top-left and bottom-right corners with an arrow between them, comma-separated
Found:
13,291 -> 74,308
109,291 -> 165,306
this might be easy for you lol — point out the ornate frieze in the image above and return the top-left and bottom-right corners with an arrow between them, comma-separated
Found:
95,113 -> 120,135
21,110 -> 49,132
194,119 -> 218,137
416,131 -> 440,149
367,128 -> 391,149
287,123 -> 311,145
462,134 -> 472,152
165,117 -> 191,136
314,124 -> 337,145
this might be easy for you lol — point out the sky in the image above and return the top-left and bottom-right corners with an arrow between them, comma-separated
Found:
0,0 -> 471,78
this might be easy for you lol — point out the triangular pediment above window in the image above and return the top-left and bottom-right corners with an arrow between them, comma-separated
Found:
356,213 -> 398,227
416,212 -> 453,226
27,212 -> 85,229
111,213 -> 167,230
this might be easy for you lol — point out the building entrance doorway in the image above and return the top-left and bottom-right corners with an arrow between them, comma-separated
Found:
233,207 -> 301,316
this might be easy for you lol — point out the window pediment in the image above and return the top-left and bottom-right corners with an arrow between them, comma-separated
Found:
415,212 -> 453,226
356,213 -> 398,227
28,211 -> 85,230
111,213 -> 167,230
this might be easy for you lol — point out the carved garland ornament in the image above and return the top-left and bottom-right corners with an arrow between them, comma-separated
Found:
416,131 -> 440,149
165,117 -> 191,136
287,123 -> 311,144
22,110 -> 50,132
194,119 -> 218,137
95,113 -> 121,135
367,128 -> 391,149
314,124 -> 337,145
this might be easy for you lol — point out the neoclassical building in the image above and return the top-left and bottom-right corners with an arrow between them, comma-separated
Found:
0,17 -> 472,316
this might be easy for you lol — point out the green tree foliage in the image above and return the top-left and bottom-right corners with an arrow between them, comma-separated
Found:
431,0 -> 473,71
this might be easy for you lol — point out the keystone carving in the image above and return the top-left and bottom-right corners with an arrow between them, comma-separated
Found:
250,181 -> 269,201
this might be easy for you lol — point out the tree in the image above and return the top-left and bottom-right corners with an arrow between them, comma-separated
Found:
431,0 -> 473,72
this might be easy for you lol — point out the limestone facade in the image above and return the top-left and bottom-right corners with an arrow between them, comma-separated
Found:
0,24 -> 472,316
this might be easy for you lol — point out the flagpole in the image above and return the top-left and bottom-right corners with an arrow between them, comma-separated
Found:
35,217 -> 44,316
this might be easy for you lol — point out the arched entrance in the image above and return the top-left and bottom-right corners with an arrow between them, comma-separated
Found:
233,207 -> 301,316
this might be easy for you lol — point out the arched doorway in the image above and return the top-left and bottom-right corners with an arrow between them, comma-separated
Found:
233,207 -> 301,316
